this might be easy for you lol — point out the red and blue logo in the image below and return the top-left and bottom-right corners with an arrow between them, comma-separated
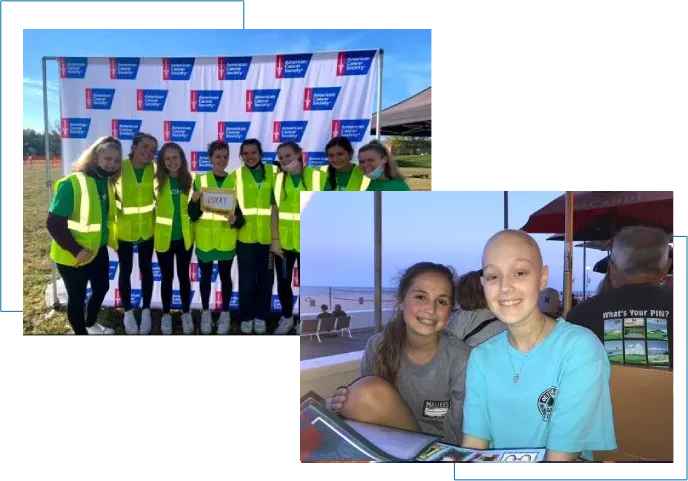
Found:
218,56 -> 252,80
273,121 -> 308,143
303,151 -> 328,167
137,89 -> 168,111
171,290 -> 195,310
85,88 -> 115,110
58,57 -> 88,79
60,118 -> 91,139
114,288 -> 142,308
109,57 -> 140,79
245,89 -> 280,113
109,261 -> 119,280
262,152 -> 277,164
190,151 -> 212,172
164,121 -> 196,142
162,58 -> 195,81
218,121 -> 251,143
275,53 -> 312,79
215,291 -> 240,311
190,263 -> 219,283
331,119 -> 370,142
111,119 -> 143,140
304,87 -> 341,111
336,50 -> 376,76
190,90 -> 223,112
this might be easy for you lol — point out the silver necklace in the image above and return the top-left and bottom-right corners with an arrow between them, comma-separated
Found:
508,317 -> 546,383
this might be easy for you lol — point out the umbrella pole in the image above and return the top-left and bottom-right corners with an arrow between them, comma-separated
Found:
583,242 -> 587,300
563,192 -> 574,315
503,191 -> 509,229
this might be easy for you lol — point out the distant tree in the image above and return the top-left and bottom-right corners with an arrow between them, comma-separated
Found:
386,136 -> 431,155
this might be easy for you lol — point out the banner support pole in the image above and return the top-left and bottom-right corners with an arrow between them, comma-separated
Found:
374,49 -> 384,333
42,57 -> 59,309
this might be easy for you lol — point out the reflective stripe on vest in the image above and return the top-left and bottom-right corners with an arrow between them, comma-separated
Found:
278,212 -> 300,221
69,172 -> 101,233
194,172 -> 237,252
235,165 -> 275,244
319,164 -> 370,191
156,217 -> 173,226
115,160 -> 155,241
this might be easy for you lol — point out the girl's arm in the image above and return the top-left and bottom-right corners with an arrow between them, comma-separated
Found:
461,435 -> 489,450
545,451 -> 580,462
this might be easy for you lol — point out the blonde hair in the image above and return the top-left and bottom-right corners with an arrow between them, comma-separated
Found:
72,136 -> 122,176
358,140 -> 405,180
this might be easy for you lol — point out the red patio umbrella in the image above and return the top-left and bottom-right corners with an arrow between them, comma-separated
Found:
522,191 -> 673,238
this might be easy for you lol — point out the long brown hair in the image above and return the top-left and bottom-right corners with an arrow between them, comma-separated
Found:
456,270 -> 488,310
155,142 -> 192,195
373,262 -> 456,384
72,136 -> 122,181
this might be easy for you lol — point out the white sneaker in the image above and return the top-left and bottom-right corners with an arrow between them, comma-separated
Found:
181,313 -> 194,335
254,319 -> 267,335
274,316 -> 294,335
139,308 -> 152,335
240,320 -> 254,334
201,310 -> 213,335
161,313 -> 173,335
123,310 -> 138,335
217,311 -> 231,335
86,322 -> 115,335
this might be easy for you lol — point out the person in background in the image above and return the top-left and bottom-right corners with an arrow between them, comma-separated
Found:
332,304 -> 347,319
328,262 -> 471,445
567,226 -> 673,367
189,140 -> 244,335
538,287 -> 561,318
46,136 -> 121,335
233,139 -> 279,334
446,270 -> 506,347
153,143 -> 195,335
272,141 -> 313,334
357,140 -> 411,191
322,136 -> 369,191
115,132 -> 157,335
317,304 -> 334,321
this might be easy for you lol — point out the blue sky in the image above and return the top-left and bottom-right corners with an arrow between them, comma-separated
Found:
22,29 -> 431,132
301,192 -> 609,293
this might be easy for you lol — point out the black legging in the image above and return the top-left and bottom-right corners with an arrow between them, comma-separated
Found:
156,239 -> 193,313
199,258 -> 233,311
56,245 -> 110,335
236,241 -> 272,322
274,250 -> 299,318
117,238 -> 154,310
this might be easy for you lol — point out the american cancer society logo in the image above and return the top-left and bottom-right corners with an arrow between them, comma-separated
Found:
190,151 -> 212,172
273,121 -> 308,143
218,56 -> 252,80
162,58 -> 195,80
331,119 -> 370,142
336,50 -> 376,76
137,89 -> 169,111
304,87 -> 341,111
190,90 -> 223,112
164,121 -> 196,142
302,152 -> 328,167
217,122 -> 251,143
85,88 -> 115,110
246,89 -> 280,112
275,54 -> 312,79
58,57 -> 88,79
109,57 -> 140,80
61,118 -> 91,139
111,119 -> 143,140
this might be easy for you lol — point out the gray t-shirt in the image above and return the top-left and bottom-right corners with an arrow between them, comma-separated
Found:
361,331 -> 471,445
446,308 -> 507,347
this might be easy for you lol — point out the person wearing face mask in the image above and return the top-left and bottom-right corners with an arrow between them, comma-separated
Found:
271,141 -> 317,334
188,141 -> 244,335
357,140 -> 410,191
115,132 -> 158,335
322,136 -> 370,191
153,143 -> 195,335
46,136 -> 122,335
232,139 -> 279,334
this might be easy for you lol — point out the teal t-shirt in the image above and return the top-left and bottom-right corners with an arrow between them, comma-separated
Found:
463,319 -> 617,460
366,178 -> 411,191
49,175 -> 109,247
169,176 -> 183,241
193,173 -> 236,262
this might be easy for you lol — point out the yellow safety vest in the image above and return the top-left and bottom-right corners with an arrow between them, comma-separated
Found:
115,159 -> 155,242
154,177 -> 194,252
193,173 -> 238,252
50,172 -> 118,266
320,164 -> 370,191
273,169 -> 309,252
234,164 -> 277,245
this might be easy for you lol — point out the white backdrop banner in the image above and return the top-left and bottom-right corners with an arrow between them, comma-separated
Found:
57,50 -> 380,312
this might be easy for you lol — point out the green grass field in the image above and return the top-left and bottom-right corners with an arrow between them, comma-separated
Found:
648,354 -> 670,364
395,155 -> 431,191
647,330 -> 668,340
604,331 -> 622,341
624,326 -> 645,338
608,354 -> 624,363
624,354 -> 647,364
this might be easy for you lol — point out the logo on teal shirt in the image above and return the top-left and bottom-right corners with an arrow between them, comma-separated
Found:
538,387 -> 557,421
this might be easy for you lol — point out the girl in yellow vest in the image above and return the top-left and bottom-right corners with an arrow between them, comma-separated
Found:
357,140 -> 411,191
323,136 -> 369,191
153,143 -> 195,335
46,136 -> 121,335
115,132 -> 157,335
233,139 -> 279,335
188,140 -> 244,335
271,141 -> 311,334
